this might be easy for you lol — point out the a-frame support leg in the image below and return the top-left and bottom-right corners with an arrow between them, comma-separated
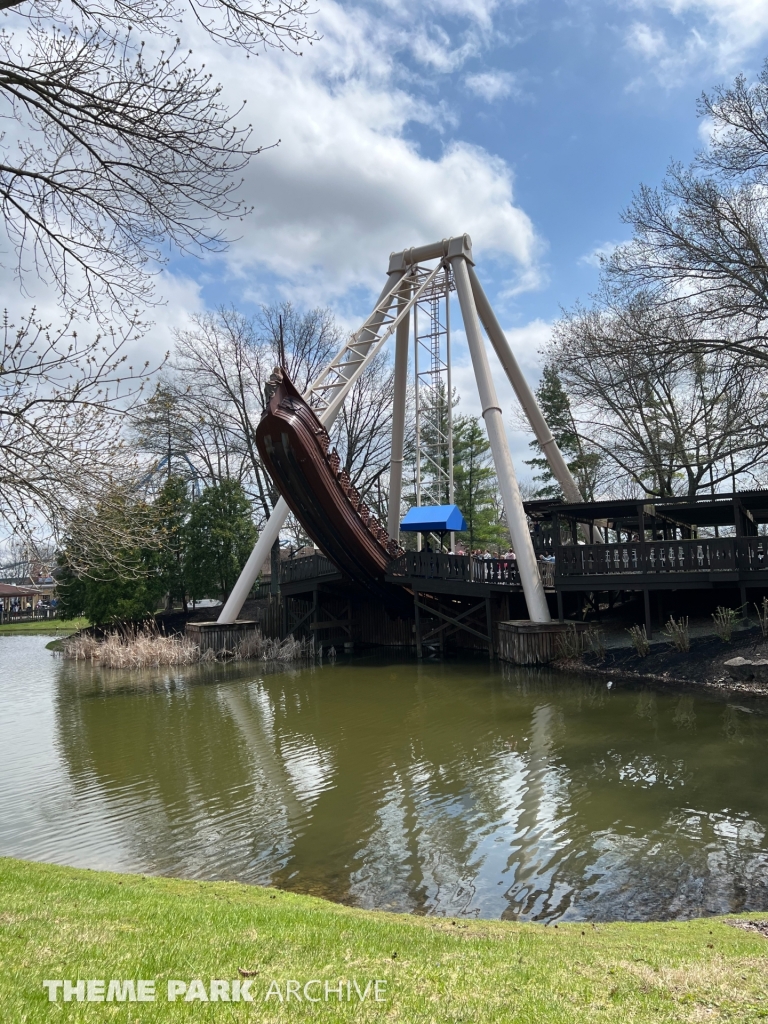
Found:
387,284 -> 411,540
451,254 -> 550,624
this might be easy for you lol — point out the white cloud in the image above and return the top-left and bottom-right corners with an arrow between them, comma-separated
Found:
626,22 -> 669,60
578,240 -> 622,267
192,0 -> 542,306
466,70 -> 520,101
382,0 -> 512,69
625,0 -> 768,78
501,318 -> 552,374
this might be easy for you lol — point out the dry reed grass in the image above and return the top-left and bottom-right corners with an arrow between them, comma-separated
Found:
61,624 -> 314,668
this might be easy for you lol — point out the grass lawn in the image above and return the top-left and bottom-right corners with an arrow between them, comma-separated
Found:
1,859 -> 767,1022
0,616 -> 87,636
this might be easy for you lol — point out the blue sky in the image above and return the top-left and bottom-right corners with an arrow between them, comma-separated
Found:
24,0 -> 768,477
173,0 -> 768,322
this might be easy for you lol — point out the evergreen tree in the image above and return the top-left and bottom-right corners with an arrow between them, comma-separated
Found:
155,477 -> 192,611
453,415 -> 506,551
56,494 -> 165,624
57,550 -> 166,625
131,381 -> 193,481
185,480 -> 257,601
525,365 -> 600,499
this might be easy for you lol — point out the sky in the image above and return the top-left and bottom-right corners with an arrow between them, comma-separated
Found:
12,0 -> 768,481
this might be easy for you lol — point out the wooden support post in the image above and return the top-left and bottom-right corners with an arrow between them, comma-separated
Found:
486,595 -> 494,660
414,587 -> 422,658
270,538 -> 280,596
557,589 -> 564,623
740,583 -> 747,612
644,588 -> 652,638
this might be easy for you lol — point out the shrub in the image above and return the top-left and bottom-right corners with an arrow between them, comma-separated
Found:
662,615 -> 690,652
61,625 -> 314,667
584,626 -> 606,662
712,606 -> 739,642
555,623 -> 583,661
627,624 -> 651,656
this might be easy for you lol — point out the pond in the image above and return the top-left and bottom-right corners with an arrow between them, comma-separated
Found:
1,634 -> 767,922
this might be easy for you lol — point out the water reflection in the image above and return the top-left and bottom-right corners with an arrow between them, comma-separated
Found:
1,635 -> 768,921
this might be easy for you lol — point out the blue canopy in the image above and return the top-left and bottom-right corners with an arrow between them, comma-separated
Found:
400,504 -> 467,533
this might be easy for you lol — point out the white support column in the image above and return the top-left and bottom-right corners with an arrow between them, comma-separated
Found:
218,271 -> 404,625
467,264 -> 582,504
217,497 -> 289,623
451,256 -> 551,624
413,295 -> 422,551
446,271 -> 455,552
387,283 -> 410,539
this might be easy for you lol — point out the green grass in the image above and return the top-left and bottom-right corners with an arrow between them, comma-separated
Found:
1,859 -> 767,1022
0,616 -> 87,635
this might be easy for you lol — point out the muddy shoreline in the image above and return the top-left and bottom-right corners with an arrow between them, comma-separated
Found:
558,624 -> 768,698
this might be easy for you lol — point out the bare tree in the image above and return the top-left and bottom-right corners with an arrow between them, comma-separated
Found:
549,295 -> 768,498
153,303 -> 403,536
169,303 -> 340,527
255,302 -> 340,393
607,59 -> 768,363
0,307 -> 160,565
333,353 -> 400,515
0,0 -> 317,317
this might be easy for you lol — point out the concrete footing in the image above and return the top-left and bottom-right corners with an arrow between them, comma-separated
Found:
185,620 -> 259,654
496,620 -> 590,666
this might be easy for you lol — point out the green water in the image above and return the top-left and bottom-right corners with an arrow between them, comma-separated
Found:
2,634 -> 768,921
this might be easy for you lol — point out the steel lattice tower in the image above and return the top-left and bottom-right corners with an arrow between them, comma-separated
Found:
413,265 -> 454,548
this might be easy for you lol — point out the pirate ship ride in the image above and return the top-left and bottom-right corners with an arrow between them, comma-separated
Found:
255,368 -> 404,594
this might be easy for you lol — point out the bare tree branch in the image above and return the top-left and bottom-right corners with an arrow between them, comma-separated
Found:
0,0 -> 318,318
0,306 -> 162,568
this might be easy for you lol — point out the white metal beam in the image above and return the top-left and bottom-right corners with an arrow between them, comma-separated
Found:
388,233 -> 472,274
387,282 -> 410,539
451,255 -> 551,623
467,265 -> 583,504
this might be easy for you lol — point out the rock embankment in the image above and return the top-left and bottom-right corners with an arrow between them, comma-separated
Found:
724,657 -> 768,683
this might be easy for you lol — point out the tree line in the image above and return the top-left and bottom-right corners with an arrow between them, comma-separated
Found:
4,5 -> 768,614
532,61 -> 768,501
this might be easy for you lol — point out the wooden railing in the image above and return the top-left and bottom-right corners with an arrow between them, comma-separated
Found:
556,538 -> 748,577
387,552 -> 555,588
738,537 -> 768,573
277,539 -> 768,588
388,551 -> 475,582
0,607 -> 59,624
279,554 -> 340,584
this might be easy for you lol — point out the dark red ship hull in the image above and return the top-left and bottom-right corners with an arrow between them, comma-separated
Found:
255,370 -> 405,600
